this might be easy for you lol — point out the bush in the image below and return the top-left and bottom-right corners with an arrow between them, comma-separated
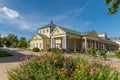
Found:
98,49 -> 107,58
115,50 -> 120,58
87,48 -> 96,56
32,47 -> 40,52
8,54 -> 118,80
51,48 -> 61,53
40,49 -> 44,52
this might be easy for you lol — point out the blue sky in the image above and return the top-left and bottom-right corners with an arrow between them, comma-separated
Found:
0,0 -> 120,40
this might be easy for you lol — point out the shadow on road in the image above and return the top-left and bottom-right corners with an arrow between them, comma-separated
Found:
0,48 -> 33,63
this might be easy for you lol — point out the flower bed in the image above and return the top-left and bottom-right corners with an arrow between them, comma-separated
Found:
8,54 -> 118,80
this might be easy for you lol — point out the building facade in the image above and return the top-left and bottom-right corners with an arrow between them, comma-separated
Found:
30,21 -> 118,52
110,37 -> 120,49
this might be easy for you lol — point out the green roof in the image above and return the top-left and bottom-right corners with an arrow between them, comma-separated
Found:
36,33 -> 49,38
59,26 -> 81,36
80,31 -> 95,36
99,37 -> 118,45
38,20 -> 56,29
100,37 -> 111,42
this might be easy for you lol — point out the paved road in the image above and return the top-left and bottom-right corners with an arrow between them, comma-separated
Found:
0,48 -> 39,80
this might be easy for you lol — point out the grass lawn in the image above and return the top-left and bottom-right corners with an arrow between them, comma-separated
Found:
106,53 -> 116,58
0,49 -> 12,57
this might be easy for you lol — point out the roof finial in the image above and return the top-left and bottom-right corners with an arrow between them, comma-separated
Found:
50,20 -> 53,24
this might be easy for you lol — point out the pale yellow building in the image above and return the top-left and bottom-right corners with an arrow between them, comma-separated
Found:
30,21 -> 118,52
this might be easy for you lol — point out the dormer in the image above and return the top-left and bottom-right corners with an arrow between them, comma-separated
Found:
98,32 -> 107,38
38,20 -> 56,37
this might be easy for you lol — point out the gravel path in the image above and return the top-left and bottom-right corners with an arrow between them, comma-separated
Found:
0,48 -> 39,80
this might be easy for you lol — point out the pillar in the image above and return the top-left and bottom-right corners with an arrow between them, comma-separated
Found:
62,36 -> 69,52
74,38 -> 76,52
51,37 -> 55,48
80,38 -> 82,52
94,41 -> 97,49
85,38 -> 87,51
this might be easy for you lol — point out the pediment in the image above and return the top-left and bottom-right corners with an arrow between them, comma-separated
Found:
32,34 -> 42,40
87,31 -> 99,39
52,27 -> 66,36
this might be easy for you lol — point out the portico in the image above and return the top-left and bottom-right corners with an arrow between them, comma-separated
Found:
51,26 -> 82,52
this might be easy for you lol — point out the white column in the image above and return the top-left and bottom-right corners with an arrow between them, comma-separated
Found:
103,43 -> 105,49
41,40 -> 44,49
85,38 -> 87,51
80,38 -> 82,51
74,38 -> 76,52
51,37 -> 55,48
95,41 -> 97,49
51,37 -> 53,48
64,36 -> 67,49
62,36 -> 69,52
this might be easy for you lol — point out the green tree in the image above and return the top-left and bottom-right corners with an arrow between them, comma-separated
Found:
0,38 -> 3,47
0,37 -> 7,46
17,37 -> 28,48
106,0 -> 120,14
6,34 -> 18,47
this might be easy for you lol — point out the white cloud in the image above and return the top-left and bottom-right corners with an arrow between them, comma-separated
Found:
0,7 -> 20,18
0,6 -> 38,31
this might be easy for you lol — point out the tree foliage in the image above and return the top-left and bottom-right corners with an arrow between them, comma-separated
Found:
6,34 -> 18,47
106,0 -> 120,14
0,34 -> 28,48
17,37 -> 28,48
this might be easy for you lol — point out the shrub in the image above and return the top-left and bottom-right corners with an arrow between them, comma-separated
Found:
8,54 -> 118,80
115,50 -> 120,58
87,48 -> 96,56
32,47 -> 40,52
51,48 -> 61,53
98,49 -> 107,58
40,49 -> 44,52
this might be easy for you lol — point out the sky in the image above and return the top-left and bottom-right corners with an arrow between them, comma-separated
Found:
0,0 -> 120,40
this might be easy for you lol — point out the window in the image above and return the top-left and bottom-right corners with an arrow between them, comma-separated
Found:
46,29 -> 49,32
43,30 -> 45,33
39,30 -> 41,34
36,43 -> 38,47
51,29 -> 53,32
40,43 -> 41,48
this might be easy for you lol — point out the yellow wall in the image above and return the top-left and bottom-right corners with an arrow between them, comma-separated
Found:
76,39 -> 81,51
38,27 -> 51,37
55,38 -> 62,44
43,39 -> 51,50
30,39 -> 43,50
69,39 -> 74,51
66,33 -> 81,39
68,38 -> 81,51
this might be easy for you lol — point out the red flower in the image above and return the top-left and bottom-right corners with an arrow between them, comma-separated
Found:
91,68 -> 97,72
64,72 -> 67,75
90,68 -> 97,76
